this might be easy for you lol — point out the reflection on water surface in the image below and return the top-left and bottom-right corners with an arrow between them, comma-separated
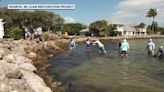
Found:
48,39 -> 164,92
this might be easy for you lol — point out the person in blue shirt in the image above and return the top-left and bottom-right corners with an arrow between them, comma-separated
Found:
120,39 -> 129,58
146,39 -> 155,56
70,38 -> 76,54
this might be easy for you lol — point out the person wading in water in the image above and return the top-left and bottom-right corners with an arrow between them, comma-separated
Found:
93,39 -> 107,54
146,39 -> 155,56
69,38 -> 76,56
120,39 -> 129,58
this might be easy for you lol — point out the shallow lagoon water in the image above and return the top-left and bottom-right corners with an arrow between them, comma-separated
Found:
48,39 -> 164,92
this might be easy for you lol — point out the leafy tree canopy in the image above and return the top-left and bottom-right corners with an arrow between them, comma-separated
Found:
0,8 -> 64,37
89,20 -> 108,36
62,23 -> 87,35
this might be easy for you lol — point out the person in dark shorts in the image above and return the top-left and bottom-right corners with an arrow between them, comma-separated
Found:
121,51 -> 128,55
30,28 -> 35,40
69,38 -> 76,55
146,39 -> 155,56
118,39 -> 122,54
120,39 -> 129,58
118,39 -> 122,48
24,27 -> 31,40
155,46 -> 164,59
85,38 -> 92,52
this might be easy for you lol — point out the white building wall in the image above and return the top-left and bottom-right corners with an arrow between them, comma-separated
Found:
116,25 -> 124,35
113,24 -> 147,36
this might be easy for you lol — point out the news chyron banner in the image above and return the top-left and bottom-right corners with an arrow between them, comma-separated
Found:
0,0 -> 75,10
8,4 -> 75,10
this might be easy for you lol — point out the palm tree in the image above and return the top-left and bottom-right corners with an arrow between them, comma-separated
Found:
133,23 -> 146,35
138,23 -> 146,35
146,8 -> 157,33
138,23 -> 146,28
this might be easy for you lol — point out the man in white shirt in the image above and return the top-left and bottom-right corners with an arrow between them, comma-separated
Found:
93,40 -> 106,54
36,26 -> 44,41
24,27 -> 31,40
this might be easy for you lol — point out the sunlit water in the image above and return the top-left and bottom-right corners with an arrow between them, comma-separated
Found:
47,39 -> 164,92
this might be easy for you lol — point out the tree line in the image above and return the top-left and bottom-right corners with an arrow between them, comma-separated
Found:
0,8 -> 86,38
0,8 -> 163,39
88,8 -> 164,36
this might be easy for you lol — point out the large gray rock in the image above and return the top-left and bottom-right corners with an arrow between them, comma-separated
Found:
10,47 -> 26,56
0,40 -> 53,92
3,54 -> 31,64
27,52 -> 37,61
19,63 -> 37,72
21,70 -> 52,92
0,60 -> 19,79
15,56 -> 32,65
0,61 -> 34,92
5,70 -> 22,79
3,54 -> 16,63
0,48 -> 10,59
0,43 -> 4,48
0,60 -> 6,79
0,79 -> 34,92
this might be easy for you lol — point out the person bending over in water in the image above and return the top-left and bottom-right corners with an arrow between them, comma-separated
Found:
93,39 -> 106,54
69,38 -> 76,55
85,38 -> 92,52
155,46 -> 164,59
120,39 -> 129,58
146,39 -> 155,56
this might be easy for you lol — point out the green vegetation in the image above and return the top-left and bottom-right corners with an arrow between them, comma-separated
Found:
42,32 -> 57,41
10,27 -> 23,40
0,8 -> 64,38
138,23 -> 146,28
133,22 -> 146,31
157,27 -> 164,34
89,20 -> 122,37
146,8 -> 158,33
0,7 -> 87,38
109,30 -> 121,36
89,20 -> 108,36
1,7 -> 163,39
147,26 -> 164,35
62,23 -> 86,35
55,41 -> 68,48
108,24 -> 122,36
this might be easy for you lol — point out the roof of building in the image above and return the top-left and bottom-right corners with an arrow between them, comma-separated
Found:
80,28 -> 89,32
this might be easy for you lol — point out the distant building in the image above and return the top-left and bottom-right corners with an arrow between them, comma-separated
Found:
80,28 -> 89,36
123,26 -> 135,36
113,24 -> 124,35
135,27 -> 147,36
113,24 -> 147,36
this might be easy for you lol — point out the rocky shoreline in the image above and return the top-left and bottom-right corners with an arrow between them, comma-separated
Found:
75,35 -> 164,41
0,39 -> 66,92
0,35 -> 163,92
